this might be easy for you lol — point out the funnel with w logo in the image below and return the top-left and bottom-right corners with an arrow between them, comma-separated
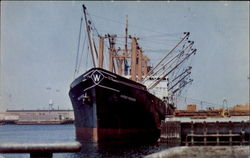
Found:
91,70 -> 104,85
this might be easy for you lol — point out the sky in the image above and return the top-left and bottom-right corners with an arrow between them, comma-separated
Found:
0,1 -> 249,111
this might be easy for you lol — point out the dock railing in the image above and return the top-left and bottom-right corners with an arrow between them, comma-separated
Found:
0,142 -> 81,158
184,121 -> 248,146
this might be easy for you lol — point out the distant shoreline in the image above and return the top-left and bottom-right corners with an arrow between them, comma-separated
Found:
0,119 -> 74,125
0,109 -> 75,125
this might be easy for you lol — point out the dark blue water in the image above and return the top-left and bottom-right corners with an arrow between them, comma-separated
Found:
0,125 -> 167,158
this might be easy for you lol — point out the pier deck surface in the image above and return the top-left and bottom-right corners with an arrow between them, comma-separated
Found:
145,146 -> 250,158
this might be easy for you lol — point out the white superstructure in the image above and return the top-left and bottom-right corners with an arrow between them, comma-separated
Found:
143,76 -> 169,100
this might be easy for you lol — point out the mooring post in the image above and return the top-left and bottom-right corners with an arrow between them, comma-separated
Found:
177,121 -> 181,145
30,152 -> 53,158
229,121 -> 232,145
191,121 -> 194,146
216,121 -> 219,145
241,121 -> 245,145
203,121 -> 207,145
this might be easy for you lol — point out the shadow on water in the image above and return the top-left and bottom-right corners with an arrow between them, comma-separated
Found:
0,125 -> 174,158
70,141 -> 169,158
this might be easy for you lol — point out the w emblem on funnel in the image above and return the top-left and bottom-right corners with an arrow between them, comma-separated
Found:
91,70 -> 104,85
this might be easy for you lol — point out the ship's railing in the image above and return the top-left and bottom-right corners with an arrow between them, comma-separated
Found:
0,142 -> 81,158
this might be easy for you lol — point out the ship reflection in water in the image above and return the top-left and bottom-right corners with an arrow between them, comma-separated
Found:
0,124 -> 167,158
71,141 -> 167,158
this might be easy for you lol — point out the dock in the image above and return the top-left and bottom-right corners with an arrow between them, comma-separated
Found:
0,110 -> 74,125
160,117 -> 250,146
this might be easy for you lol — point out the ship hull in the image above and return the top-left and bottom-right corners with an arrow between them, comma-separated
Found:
69,68 -> 170,143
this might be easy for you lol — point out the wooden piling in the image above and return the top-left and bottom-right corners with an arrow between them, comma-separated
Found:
160,121 -> 181,146
163,118 -> 249,146
203,121 -> 207,145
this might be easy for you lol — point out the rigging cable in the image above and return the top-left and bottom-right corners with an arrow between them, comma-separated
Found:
175,96 -> 223,108
77,34 -> 87,74
85,45 -> 90,71
88,12 -> 182,35
73,17 -> 83,79
87,12 -> 101,37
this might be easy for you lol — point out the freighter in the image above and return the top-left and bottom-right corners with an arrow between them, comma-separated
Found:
69,5 -> 196,143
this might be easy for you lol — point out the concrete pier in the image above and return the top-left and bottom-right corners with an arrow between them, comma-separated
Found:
0,142 -> 81,158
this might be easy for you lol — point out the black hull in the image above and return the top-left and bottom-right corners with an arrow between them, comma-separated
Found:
69,68 -> 172,143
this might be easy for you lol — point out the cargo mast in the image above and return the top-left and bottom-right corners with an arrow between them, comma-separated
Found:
82,5 -> 97,67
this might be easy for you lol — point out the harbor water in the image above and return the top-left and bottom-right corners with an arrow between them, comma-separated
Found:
0,116 -> 248,158
0,124 -> 167,158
